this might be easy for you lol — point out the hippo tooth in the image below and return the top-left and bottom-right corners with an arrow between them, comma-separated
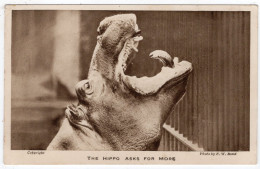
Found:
122,63 -> 127,71
133,36 -> 143,41
132,46 -> 138,52
173,57 -> 179,65
150,50 -> 174,68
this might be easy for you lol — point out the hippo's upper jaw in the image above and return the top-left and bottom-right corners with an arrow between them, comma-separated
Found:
48,14 -> 192,151
88,14 -> 192,96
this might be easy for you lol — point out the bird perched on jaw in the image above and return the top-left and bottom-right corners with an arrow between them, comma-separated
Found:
149,50 -> 174,68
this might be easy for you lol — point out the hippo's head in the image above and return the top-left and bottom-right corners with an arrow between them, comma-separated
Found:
67,14 -> 192,150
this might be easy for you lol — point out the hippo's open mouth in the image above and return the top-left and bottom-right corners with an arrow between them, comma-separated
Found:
115,24 -> 192,95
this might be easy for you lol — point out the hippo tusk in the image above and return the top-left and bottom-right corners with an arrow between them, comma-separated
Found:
149,50 -> 174,68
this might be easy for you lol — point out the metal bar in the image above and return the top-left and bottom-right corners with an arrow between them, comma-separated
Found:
163,124 -> 204,151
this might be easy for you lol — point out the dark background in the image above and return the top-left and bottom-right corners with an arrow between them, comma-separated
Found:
11,10 -> 250,151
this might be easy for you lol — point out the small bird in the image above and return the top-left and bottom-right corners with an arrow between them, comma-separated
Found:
149,50 -> 174,68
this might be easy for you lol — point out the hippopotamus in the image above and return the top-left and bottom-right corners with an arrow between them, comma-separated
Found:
47,14 -> 192,151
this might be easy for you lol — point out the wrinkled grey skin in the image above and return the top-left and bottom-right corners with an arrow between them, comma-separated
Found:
47,14 -> 192,151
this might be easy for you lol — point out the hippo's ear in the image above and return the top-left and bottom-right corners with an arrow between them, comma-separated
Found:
66,104 -> 93,130
75,79 -> 94,102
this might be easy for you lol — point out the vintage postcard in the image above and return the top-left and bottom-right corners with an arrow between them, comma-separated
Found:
4,5 -> 258,164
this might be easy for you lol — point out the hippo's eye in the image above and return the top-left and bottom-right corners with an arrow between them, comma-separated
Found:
84,81 -> 93,95
84,82 -> 90,89
75,80 -> 93,99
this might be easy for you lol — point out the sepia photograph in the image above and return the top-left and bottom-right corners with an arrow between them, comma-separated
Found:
4,5 -> 257,164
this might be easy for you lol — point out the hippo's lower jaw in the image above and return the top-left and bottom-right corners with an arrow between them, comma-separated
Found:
114,28 -> 192,96
122,60 -> 192,95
